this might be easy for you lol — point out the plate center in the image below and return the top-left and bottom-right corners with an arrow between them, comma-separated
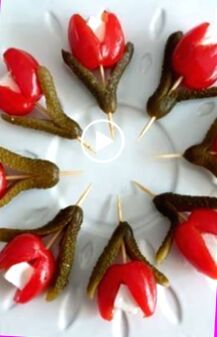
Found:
56,103 -> 179,237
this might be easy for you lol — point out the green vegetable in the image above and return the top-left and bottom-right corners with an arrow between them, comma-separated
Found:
46,206 -> 83,301
183,117 -> 217,177
0,147 -> 59,207
87,223 -> 126,299
0,206 -> 75,242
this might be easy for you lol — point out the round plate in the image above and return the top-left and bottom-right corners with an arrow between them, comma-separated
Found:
0,1 -> 216,336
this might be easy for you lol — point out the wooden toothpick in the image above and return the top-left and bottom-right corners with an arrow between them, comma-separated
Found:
76,183 -> 93,206
35,102 -> 49,118
154,153 -> 182,159
46,183 -> 92,249
117,196 -> 127,263
36,103 -> 95,153
99,64 -> 106,87
99,64 -> 115,139
108,112 -> 115,139
132,180 -> 156,198
77,137 -> 96,154
138,116 -> 156,140
168,76 -> 183,94
133,180 -> 188,223
6,174 -> 30,181
6,170 -> 83,182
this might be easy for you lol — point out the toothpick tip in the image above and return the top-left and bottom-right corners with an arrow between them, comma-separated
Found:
138,116 -> 156,140
60,170 -> 84,177
76,183 -> 93,206
117,195 -> 124,222
154,153 -> 182,159
108,113 -> 115,139
132,180 -> 156,198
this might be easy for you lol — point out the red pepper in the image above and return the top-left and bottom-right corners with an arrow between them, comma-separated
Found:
175,209 -> 217,279
0,86 -> 35,115
0,234 -> 55,303
68,11 -> 125,70
0,163 -> 7,199
172,23 -> 217,90
97,261 -> 157,320
4,48 -> 42,100
0,48 -> 42,116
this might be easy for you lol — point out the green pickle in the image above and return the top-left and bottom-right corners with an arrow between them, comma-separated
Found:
0,147 -> 59,207
0,206 -> 75,242
183,118 -> 217,177
46,206 -> 83,301
87,223 -> 127,299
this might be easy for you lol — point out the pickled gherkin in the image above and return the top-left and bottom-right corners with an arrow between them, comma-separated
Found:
0,146 -> 59,207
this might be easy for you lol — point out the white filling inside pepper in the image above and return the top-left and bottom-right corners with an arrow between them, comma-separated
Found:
4,262 -> 34,290
114,284 -> 143,315
0,72 -> 20,93
87,14 -> 105,42
203,234 -> 217,264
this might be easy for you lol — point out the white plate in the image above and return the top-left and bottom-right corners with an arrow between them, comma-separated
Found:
0,0 -> 216,336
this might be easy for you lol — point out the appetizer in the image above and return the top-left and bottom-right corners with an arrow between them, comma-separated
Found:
134,182 -> 217,279
87,197 -> 168,321
157,117 -> 217,178
139,23 -> 217,138
62,11 -> 134,137
0,48 -> 93,151
0,184 -> 91,303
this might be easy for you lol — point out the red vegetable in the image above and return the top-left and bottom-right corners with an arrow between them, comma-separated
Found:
97,261 -> 157,320
0,234 -> 55,303
175,209 -> 217,279
0,48 -> 42,116
0,163 -> 7,199
172,23 -> 217,89
0,86 -> 35,115
4,48 -> 42,100
68,11 -> 125,70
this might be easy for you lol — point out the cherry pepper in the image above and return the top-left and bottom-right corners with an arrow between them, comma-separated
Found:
0,233 -> 55,303
0,163 -> 7,199
0,48 -> 42,115
172,22 -> 217,90
175,209 -> 217,279
68,11 -> 125,69
97,261 -> 157,321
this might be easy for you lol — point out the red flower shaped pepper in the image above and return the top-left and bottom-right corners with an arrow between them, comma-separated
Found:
0,233 -> 55,303
172,22 -> 217,89
175,209 -> 217,279
97,261 -> 157,320
68,11 -> 125,69
0,163 -> 7,199
0,48 -> 42,115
